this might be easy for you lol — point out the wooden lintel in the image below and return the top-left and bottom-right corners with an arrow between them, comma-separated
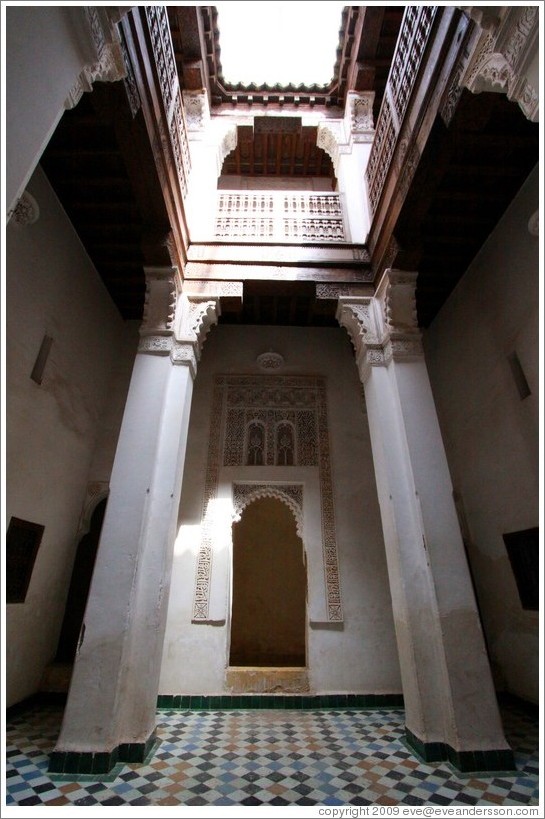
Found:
185,263 -> 373,283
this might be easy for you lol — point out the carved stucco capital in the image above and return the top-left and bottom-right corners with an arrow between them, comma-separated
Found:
140,266 -> 178,338
65,6 -> 127,110
462,6 -> 539,122
376,269 -> 419,335
182,90 -> 211,133
346,91 -> 375,142
172,296 -> 221,375
216,122 -> 238,175
316,120 -> 346,175
337,269 -> 423,383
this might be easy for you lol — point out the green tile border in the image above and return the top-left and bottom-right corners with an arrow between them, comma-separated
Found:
156,693 -> 405,711
405,727 -> 516,774
48,730 -> 158,776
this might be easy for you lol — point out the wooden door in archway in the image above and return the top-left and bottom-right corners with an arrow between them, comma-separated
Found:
229,497 -> 306,666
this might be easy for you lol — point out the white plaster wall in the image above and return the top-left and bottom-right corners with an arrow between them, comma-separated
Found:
6,6 -> 94,213
6,165 -> 136,706
423,164 -> 539,703
160,325 -> 402,695
218,176 -> 334,191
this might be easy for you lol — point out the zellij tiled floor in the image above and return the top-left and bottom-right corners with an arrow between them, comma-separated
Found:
4,699 -> 539,807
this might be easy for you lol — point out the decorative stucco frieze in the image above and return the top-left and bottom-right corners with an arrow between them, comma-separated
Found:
11,191 -> 40,227
316,283 -> 370,300
182,281 -> 243,299
137,335 -> 173,355
65,6 -> 127,110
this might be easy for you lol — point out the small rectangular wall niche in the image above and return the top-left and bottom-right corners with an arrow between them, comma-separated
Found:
6,517 -> 45,603
503,527 -> 539,611
30,334 -> 53,385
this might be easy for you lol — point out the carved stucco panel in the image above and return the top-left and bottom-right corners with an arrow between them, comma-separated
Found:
192,375 -> 343,623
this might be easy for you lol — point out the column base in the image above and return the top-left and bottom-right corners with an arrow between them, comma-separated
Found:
405,727 -> 516,773
48,730 -> 157,775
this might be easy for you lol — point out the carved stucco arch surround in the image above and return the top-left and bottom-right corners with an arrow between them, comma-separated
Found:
232,483 -> 304,539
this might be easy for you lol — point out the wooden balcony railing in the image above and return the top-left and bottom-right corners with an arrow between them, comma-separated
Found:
215,192 -> 346,243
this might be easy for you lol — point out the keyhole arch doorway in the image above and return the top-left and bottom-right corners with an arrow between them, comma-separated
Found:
229,494 -> 307,667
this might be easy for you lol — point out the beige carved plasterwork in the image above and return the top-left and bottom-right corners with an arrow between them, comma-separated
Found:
65,7 -> 126,110
192,375 -> 343,622
233,483 -> 303,538
463,6 -> 539,122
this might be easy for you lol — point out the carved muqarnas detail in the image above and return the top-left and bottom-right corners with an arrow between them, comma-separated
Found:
192,375 -> 343,622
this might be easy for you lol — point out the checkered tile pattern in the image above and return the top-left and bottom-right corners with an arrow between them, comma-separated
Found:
4,701 -> 539,806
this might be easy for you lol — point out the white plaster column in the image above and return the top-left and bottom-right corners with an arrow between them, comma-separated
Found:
183,91 -> 237,241
317,92 -> 375,243
337,270 -> 513,767
51,268 -> 220,772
